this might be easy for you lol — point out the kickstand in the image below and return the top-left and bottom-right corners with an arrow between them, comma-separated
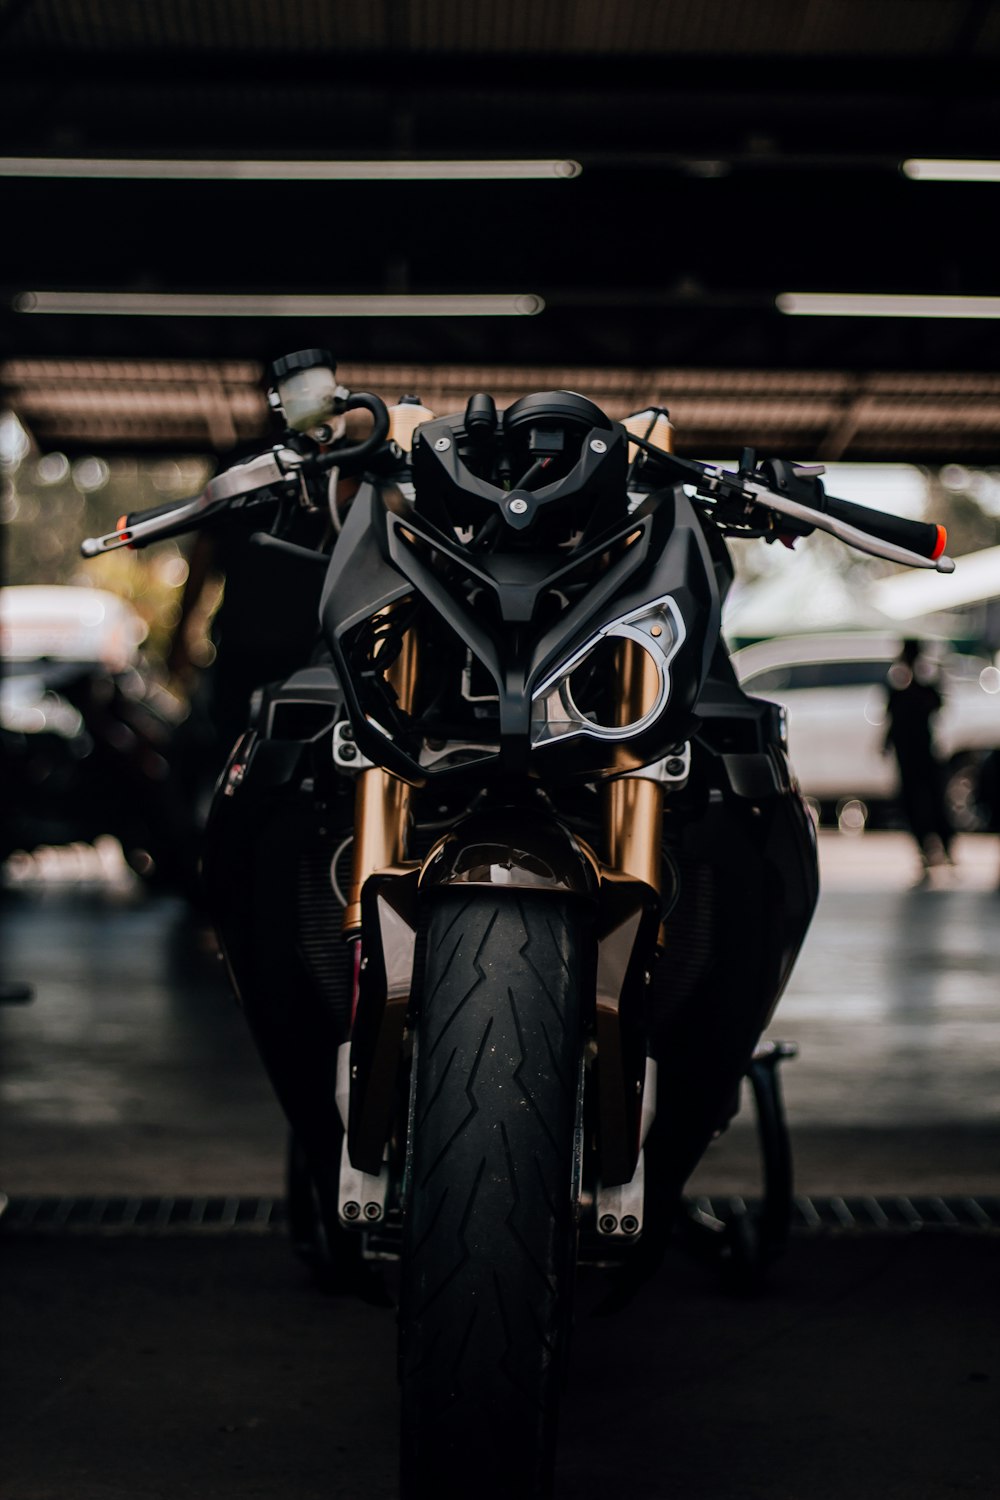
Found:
677,1039 -> 798,1292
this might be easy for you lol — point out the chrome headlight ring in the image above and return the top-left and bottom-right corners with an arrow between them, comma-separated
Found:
531,594 -> 687,748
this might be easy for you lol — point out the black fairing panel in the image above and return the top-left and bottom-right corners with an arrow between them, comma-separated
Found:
647,662 -> 819,1198
319,482 -> 426,784
528,494 -> 721,779
319,481 -> 413,639
202,670 -> 354,1194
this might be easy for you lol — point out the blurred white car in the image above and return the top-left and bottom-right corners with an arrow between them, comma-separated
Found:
0,585 -> 147,672
732,632 -> 1000,827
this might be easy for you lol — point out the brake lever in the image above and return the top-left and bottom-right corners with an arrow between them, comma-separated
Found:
740,477 -> 955,572
634,440 -> 955,572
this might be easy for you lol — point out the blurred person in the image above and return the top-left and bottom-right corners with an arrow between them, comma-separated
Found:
884,638 -> 954,878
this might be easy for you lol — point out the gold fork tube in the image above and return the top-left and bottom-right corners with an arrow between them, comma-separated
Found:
343,622 -> 417,934
344,769 -> 411,933
603,639 -> 664,894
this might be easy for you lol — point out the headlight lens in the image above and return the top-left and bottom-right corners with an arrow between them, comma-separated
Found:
531,594 -> 685,747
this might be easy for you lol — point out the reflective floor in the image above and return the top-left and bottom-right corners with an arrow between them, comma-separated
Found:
3,832 -> 998,1500
1,832 -> 999,1198
2,1230 -> 997,1500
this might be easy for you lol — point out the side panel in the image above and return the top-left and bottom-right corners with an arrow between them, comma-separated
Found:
202,669 -> 354,1196
648,666 -> 819,1198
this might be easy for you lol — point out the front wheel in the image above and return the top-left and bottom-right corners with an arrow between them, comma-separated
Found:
399,891 -> 587,1500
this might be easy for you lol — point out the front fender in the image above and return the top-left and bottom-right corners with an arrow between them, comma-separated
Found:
419,808 -> 601,897
350,809 -> 656,1186
348,811 -> 599,1173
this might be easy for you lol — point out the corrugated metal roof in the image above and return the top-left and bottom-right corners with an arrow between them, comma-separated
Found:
5,357 -> 999,460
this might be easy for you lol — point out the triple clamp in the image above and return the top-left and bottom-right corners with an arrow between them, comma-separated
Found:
628,742 -> 691,787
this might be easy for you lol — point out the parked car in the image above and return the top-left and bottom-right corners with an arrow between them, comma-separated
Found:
0,585 -> 199,891
732,631 -> 1000,829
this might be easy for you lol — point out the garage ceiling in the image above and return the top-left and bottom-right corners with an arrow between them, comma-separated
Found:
2,0 -> 1000,458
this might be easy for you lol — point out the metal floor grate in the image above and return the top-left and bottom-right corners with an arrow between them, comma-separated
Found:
0,1195 -> 288,1234
1,1194 -> 997,1236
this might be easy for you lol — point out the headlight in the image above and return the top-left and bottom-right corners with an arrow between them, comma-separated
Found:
531,594 -> 686,747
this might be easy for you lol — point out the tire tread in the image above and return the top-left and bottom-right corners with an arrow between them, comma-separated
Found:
400,891 -> 585,1499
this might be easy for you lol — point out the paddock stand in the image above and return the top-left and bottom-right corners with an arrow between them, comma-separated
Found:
677,1039 -> 798,1294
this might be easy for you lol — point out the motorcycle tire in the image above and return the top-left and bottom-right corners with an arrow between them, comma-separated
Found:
399,890 -> 586,1500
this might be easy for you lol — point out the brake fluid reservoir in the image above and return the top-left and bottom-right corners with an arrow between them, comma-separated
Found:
278,366 -> 341,431
623,407 -> 674,463
388,396 -> 436,453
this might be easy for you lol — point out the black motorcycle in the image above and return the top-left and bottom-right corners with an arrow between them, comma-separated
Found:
82,350 -> 954,1497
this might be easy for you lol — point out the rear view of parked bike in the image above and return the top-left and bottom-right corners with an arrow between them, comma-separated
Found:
83,349 -> 953,1496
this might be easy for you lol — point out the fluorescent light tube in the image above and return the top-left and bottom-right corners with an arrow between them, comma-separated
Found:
13,292 -> 545,317
776,292 -> 1000,319
902,159 -> 1000,182
0,156 -> 581,181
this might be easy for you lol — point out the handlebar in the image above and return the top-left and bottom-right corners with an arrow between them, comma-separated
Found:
81,376 -> 954,577
314,392 -> 390,470
752,457 -> 949,567
80,492 -> 219,556
80,390 -> 391,557
634,445 -> 955,574
741,474 -> 954,573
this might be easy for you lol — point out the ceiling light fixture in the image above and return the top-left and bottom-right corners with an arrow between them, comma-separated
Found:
902,159 -> 1000,182
13,291 -> 545,318
0,156 -> 581,181
776,292 -> 1000,319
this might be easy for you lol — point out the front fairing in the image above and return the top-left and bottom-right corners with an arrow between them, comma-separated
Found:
320,474 -> 722,784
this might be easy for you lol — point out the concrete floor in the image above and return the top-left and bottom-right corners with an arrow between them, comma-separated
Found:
2,832 -> 999,1500
2,832 -> 998,1199
1,1231 -> 997,1500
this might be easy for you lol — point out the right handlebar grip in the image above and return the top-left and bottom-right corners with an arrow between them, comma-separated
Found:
119,499 -> 191,532
113,498 -> 200,549
823,494 -> 947,563
81,494 -> 206,556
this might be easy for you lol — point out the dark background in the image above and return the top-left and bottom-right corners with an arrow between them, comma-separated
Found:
2,15 -> 999,1498
2,0 -> 1000,460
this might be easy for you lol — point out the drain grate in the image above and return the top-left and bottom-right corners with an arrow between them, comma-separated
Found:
1,1195 -> 289,1234
1,1194 -> 997,1236
706,1194 -> 999,1232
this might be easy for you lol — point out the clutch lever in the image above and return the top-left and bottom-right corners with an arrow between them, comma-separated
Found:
80,447 -> 306,556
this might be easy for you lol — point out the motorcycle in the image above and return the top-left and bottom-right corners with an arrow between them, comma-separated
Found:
82,350 -> 954,1497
